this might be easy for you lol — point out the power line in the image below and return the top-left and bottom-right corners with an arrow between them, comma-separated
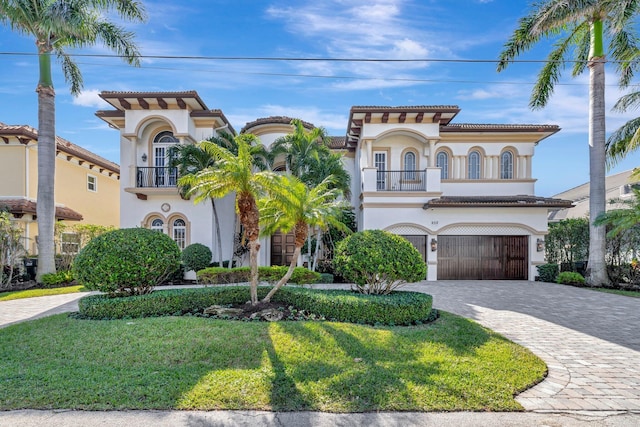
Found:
0,51 -> 625,64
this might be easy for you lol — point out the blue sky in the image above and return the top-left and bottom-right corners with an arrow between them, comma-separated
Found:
0,0 -> 639,197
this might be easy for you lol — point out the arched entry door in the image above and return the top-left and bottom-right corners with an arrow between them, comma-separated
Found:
270,231 -> 296,266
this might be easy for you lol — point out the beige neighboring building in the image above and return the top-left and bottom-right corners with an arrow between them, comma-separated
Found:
549,169 -> 639,221
0,122 -> 120,254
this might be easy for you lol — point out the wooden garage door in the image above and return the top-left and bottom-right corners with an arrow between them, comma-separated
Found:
270,231 -> 296,266
438,236 -> 528,280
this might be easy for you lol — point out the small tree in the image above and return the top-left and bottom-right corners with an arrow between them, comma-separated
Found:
0,211 -> 25,289
545,219 -> 590,268
182,243 -> 212,273
333,230 -> 426,295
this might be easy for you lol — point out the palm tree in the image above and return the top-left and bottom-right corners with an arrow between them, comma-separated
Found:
269,118 -> 332,177
594,188 -> 640,238
170,132 -> 272,269
606,85 -> 640,170
0,0 -> 146,280
168,143 -> 225,267
497,0 -> 640,286
259,174 -> 348,302
178,134 -> 276,305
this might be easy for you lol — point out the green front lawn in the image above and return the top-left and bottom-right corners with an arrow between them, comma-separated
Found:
592,287 -> 640,298
0,285 -> 86,302
0,312 -> 545,412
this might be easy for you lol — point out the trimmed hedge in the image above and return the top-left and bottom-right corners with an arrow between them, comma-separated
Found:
77,286 -> 434,326
40,270 -> 74,288
556,271 -> 586,286
197,266 -> 320,285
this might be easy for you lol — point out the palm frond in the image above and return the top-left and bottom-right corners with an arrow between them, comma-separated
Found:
606,116 -> 640,168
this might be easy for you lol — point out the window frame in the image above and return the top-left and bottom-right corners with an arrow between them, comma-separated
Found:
468,150 -> 481,180
436,151 -> 450,179
87,174 -> 97,192
500,150 -> 514,179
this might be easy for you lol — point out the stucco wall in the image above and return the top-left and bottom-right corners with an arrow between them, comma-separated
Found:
0,144 -> 27,196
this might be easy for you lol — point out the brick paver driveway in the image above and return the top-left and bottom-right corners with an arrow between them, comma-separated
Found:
403,281 -> 640,412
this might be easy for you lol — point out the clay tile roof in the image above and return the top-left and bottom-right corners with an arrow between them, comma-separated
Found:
329,136 -> 346,149
441,123 -> 560,132
240,116 -> 315,134
423,195 -> 574,209
0,199 -> 83,221
0,123 -> 119,173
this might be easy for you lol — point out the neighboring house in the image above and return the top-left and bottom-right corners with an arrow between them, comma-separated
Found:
97,91 -> 572,281
549,169 -> 639,221
0,122 -> 120,254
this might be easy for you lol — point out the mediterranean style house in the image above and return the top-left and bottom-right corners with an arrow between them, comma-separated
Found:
96,90 -> 572,281
0,123 -> 120,255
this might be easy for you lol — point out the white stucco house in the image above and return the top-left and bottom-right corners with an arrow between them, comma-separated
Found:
96,90 -> 572,281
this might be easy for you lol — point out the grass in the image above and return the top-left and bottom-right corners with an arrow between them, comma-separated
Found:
0,285 -> 86,302
592,287 -> 640,298
0,312 -> 545,412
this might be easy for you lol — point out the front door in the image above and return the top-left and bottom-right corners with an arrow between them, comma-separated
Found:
271,231 -> 296,266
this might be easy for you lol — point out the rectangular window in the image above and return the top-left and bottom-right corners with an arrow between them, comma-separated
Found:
60,232 -> 80,254
87,174 -> 97,192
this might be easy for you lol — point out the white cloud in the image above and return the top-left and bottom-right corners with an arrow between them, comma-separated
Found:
72,89 -> 110,108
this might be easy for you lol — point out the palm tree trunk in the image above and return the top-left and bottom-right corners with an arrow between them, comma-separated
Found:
586,19 -> 609,287
210,199 -> 223,267
312,228 -> 322,271
249,239 -> 260,304
262,246 -> 301,302
238,192 -> 260,304
35,51 -> 57,281
229,214 -> 237,268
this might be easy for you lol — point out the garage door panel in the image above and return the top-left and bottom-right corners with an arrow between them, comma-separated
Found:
438,235 -> 528,280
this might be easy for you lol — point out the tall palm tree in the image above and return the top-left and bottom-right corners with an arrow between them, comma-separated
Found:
170,132 -> 272,269
0,0 -> 146,280
497,0 -> 640,286
259,174 -> 348,302
178,134 -> 276,305
168,143 -> 224,267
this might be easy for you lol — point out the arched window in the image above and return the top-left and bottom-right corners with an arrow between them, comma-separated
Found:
152,131 -> 179,186
172,218 -> 187,250
468,151 -> 481,180
500,151 -> 514,179
436,151 -> 449,179
404,151 -> 416,180
150,218 -> 164,232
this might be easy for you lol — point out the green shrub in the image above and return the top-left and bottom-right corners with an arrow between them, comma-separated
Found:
536,263 -> 559,283
181,243 -> 212,272
319,273 -> 334,283
72,228 -> 181,297
77,286 -> 434,325
197,266 -> 320,285
197,267 -> 250,284
333,230 -> 426,294
40,270 -> 74,288
556,271 -> 586,286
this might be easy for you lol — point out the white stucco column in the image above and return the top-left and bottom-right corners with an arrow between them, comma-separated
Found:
129,136 -> 138,188
428,139 -> 436,167
364,139 -> 373,168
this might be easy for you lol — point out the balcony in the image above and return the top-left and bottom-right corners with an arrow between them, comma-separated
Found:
363,167 -> 441,193
375,170 -> 426,191
136,167 -> 178,188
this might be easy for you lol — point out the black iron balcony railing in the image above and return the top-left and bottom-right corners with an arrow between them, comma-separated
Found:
136,167 -> 178,188
376,170 -> 426,191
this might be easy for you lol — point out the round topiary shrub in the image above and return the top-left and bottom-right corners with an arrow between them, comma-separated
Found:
72,228 -> 181,296
181,243 -> 212,272
333,229 -> 427,294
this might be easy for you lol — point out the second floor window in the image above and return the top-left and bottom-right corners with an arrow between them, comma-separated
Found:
87,174 -> 97,192
468,151 -> 481,180
436,152 -> 448,179
501,151 -> 514,179
404,151 -> 416,180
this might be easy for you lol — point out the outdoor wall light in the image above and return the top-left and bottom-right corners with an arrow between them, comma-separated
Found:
536,238 -> 545,252
141,153 -> 147,162
430,238 -> 438,252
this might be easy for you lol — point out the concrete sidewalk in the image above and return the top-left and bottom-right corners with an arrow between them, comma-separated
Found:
0,409 -> 638,427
